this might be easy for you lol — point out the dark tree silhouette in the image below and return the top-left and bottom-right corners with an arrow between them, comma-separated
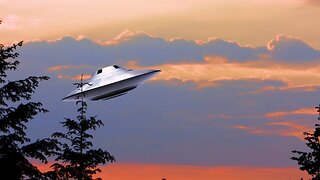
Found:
46,75 -> 115,180
291,105 -> 320,180
0,21 -> 58,179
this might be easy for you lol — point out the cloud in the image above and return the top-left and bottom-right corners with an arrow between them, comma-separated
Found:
20,33 -> 320,72
48,65 -> 90,71
20,33 -> 320,92
265,107 -> 316,117
57,74 -> 91,81
99,29 -> 136,45
128,56 -> 320,90
34,34 -> 320,90
268,121 -> 313,140
232,121 -> 313,140
21,32 -> 261,67
267,34 -> 320,62
232,125 -> 268,134
48,64 -> 94,81
250,84 -> 319,93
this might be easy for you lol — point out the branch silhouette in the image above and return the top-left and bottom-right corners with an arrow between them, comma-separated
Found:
291,105 -> 320,179
46,74 -> 115,180
0,21 -> 58,179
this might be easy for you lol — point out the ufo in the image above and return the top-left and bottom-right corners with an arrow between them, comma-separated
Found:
62,65 -> 160,101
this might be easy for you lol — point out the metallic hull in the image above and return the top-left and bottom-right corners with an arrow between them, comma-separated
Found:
62,70 -> 160,101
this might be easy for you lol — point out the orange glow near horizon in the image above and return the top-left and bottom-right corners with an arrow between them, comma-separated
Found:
36,163 -> 310,180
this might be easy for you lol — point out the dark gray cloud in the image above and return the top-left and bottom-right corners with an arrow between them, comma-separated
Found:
268,35 -> 320,62
20,34 -> 320,70
20,34 -> 262,68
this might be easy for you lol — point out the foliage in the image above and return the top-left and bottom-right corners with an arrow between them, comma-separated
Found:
291,105 -> 320,180
46,77 -> 115,180
0,20 -> 59,179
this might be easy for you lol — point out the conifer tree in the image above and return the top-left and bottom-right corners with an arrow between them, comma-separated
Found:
47,75 -> 115,180
0,20 -> 58,179
291,105 -> 320,180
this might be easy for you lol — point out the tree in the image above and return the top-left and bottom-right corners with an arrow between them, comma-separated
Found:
291,105 -> 320,180
46,75 -> 115,179
0,20 -> 59,179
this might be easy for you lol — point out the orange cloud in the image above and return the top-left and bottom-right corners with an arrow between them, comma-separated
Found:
128,57 -> 320,90
36,163 -> 309,180
268,121 -> 313,140
48,65 -> 89,71
57,74 -> 92,81
232,125 -> 273,135
266,107 -> 316,117
233,121 -> 313,140
251,84 -> 318,93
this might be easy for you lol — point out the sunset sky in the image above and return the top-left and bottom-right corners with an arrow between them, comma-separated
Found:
2,0 -> 320,179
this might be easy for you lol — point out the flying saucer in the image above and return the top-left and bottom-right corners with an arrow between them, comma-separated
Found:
62,65 -> 160,101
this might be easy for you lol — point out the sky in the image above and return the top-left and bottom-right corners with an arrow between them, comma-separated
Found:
1,0 -> 320,179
